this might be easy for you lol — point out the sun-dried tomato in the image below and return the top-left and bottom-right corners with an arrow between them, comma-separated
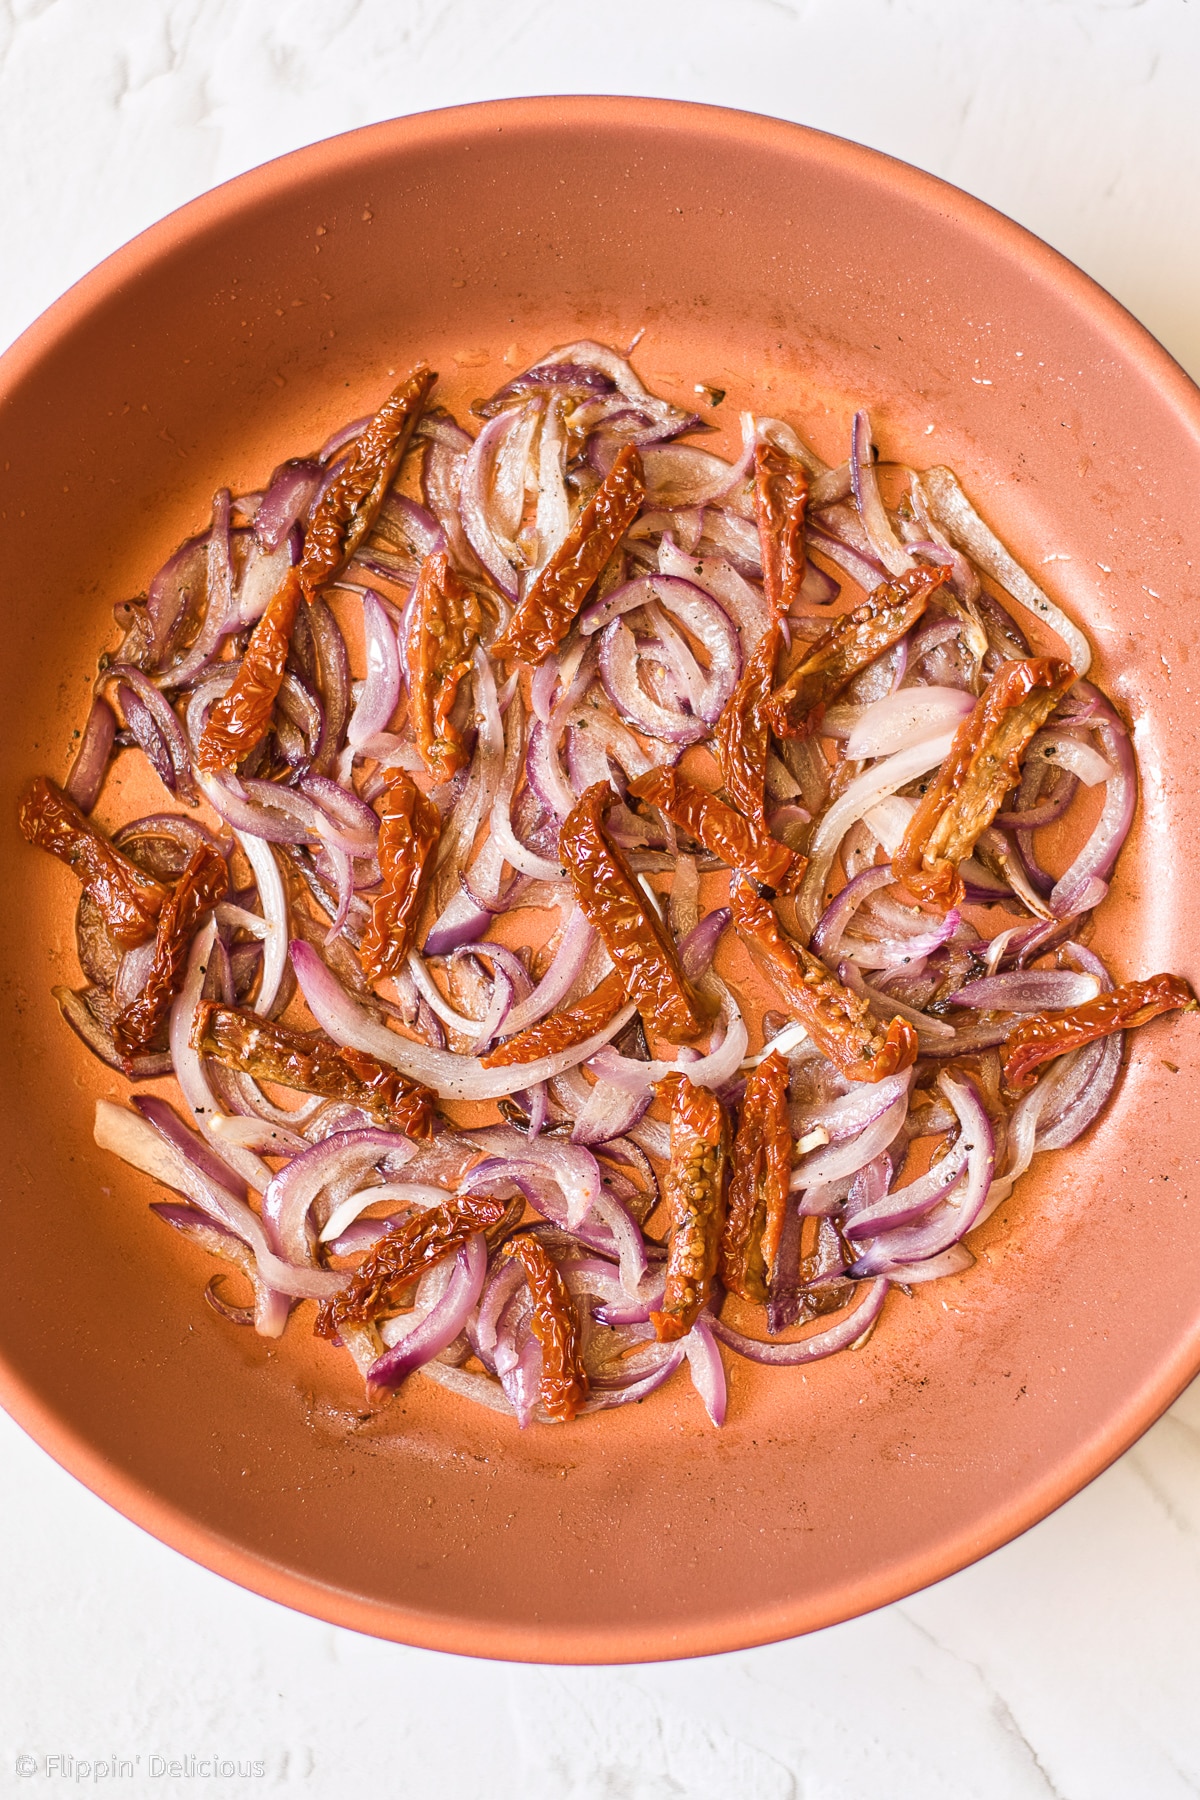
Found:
193,999 -> 436,1134
895,656 -> 1075,911
651,1074 -> 730,1342
628,765 -> 802,895
406,548 -> 482,779
480,969 -> 627,1068
754,442 -> 808,617
503,1233 -> 591,1422
19,776 -> 166,949
489,445 -> 645,665
731,879 -> 918,1082
114,846 -> 228,1058
195,566 -> 302,772
559,782 -> 712,1043
712,622 -> 781,830
299,365 -> 437,601
360,769 -> 441,981
763,565 -> 944,739
315,1190 -> 506,1338
1003,973 -> 1196,1093
719,1050 -> 792,1303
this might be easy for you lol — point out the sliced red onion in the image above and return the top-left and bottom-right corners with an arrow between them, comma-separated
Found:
318,1180 -> 451,1244
712,1278 -> 889,1365
262,1128 -> 417,1268
849,1072 -> 994,1271
114,815 -> 226,866
254,458 -> 323,550
480,666 -> 564,881
810,864 -> 897,966
845,413 -> 911,577
683,1315 -> 727,1426
656,537 -> 772,655
318,413 -> 372,464
537,339 -> 696,439
458,412 -> 522,599
624,1118 -> 670,1168
694,507 -> 762,574
131,1094 -> 248,1202
145,530 -> 210,667
791,1073 -> 909,1145
367,1236 -> 488,1397
432,648 -> 505,885
197,770 -> 318,844
463,1125 -> 601,1229
592,575 -> 741,719
587,982 -> 749,1096
529,657 -> 562,726
232,537 -> 295,635
1025,728 -> 1114,789
678,908 -> 731,980
208,1114 -> 311,1158
843,1139 -> 970,1239
66,696 -> 117,813
344,590 -> 401,750
798,732 -> 958,934
1049,715 -> 1135,918
472,1256 -> 526,1371
531,396 -> 570,570
845,685 -> 974,760
292,938 -> 634,1101
1035,1031 -> 1123,1152
577,1342 -> 687,1411
948,969 -> 1100,1011
116,679 -> 176,793
868,1244 -> 975,1283
95,1096 -> 337,1300
169,920 -> 274,1188
501,907 -> 594,1035
599,621 -> 703,745
806,524 -> 887,594
568,1079 -> 651,1148
158,490 -> 234,686
232,831 -> 288,1015
792,1079 -> 911,1197
424,873 -> 499,958
109,666 -> 197,800
635,442 -> 746,510
921,465 -> 1090,676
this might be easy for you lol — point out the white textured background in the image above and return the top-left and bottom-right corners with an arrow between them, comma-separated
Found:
3,3 -> 1200,1796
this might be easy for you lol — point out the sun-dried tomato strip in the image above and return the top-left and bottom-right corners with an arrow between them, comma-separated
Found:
1003,974 -> 1196,1094
503,1233 -> 591,1422
299,364 -> 437,601
628,765 -> 802,895
490,444 -> 645,665
315,1191 -> 506,1338
360,770 -> 441,981
480,969 -> 627,1068
193,1000 -> 436,1135
719,1050 -> 792,1303
763,565 -> 944,739
754,442 -> 808,617
895,656 -> 1076,911
195,566 -> 302,772
19,776 -> 166,949
114,846 -> 228,1058
731,879 -> 918,1082
713,621 -> 781,829
560,782 -> 711,1043
651,1074 -> 730,1343
406,548 -> 482,779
